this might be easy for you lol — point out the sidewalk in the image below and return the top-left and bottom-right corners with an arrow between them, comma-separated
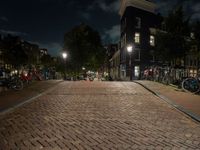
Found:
135,80 -> 200,122
0,80 -> 63,112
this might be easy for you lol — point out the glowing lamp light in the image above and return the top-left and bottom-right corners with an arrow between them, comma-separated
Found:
62,52 -> 67,59
127,45 -> 133,53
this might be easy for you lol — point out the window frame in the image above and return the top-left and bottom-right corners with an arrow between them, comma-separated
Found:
134,32 -> 140,44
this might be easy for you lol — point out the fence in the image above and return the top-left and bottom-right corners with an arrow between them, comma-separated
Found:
141,66 -> 198,86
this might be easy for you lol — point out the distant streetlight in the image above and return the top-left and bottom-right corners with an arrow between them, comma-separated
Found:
62,52 -> 67,80
62,52 -> 67,59
127,45 -> 133,80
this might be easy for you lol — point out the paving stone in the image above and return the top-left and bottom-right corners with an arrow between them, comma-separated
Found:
0,81 -> 200,149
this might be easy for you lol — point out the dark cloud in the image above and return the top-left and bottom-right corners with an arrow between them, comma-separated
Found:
87,0 -> 119,13
155,0 -> 200,20
80,12 -> 91,20
102,25 -> 120,44
0,0 -> 199,56
0,16 -> 8,22
39,42 -> 63,56
155,0 -> 182,15
190,1 -> 200,20
0,29 -> 27,36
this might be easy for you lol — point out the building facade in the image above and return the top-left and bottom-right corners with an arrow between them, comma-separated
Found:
119,0 -> 162,80
104,44 -> 118,77
0,35 -> 3,67
0,34 -> 41,69
185,43 -> 200,77
110,48 -> 120,80
22,41 -> 40,65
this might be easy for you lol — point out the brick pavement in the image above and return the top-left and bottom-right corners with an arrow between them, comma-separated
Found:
0,80 -> 63,112
0,81 -> 200,149
135,80 -> 200,118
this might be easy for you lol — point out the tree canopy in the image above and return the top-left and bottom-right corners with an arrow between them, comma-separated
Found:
191,21 -> 200,58
192,21 -> 200,50
155,6 -> 190,65
63,24 -> 106,73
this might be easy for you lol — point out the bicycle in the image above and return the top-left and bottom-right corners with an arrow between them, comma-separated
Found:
181,77 -> 200,94
161,71 -> 171,85
0,75 -> 23,91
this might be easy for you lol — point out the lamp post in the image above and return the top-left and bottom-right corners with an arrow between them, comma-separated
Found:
127,45 -> 133,81
82,67 -> 87,80
62,52 -> 67,80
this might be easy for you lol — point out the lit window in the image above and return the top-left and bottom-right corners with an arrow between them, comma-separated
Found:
134,66 -> 140,77
150,35 -> 155,46
134,33 -> 140,44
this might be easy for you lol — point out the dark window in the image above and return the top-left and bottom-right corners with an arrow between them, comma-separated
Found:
190,60 -> 193,66
135,17 -> 141,29
134,49 -> 140,61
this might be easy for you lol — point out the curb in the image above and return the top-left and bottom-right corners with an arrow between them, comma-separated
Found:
0,80 -> 64,116
134,81 -> 200,123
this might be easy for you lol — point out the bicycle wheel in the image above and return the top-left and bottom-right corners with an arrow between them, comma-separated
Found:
14,79 -> 23,90
182,78 -> 200,94
162,76 -> 169,85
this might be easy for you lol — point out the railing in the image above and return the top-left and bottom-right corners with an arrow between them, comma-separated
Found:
141,66 -> 200,94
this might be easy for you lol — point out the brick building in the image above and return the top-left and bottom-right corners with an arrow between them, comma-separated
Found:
119,0 -> 162,80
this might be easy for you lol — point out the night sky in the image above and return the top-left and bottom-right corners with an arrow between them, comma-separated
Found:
0,0 -> 199,56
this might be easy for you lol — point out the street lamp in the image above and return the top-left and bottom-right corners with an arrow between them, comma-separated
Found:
62,52 -> 67,60
62,52 -> 67,80
127,45 -> 133,80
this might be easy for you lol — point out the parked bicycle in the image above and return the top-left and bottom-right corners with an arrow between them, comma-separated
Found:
0,74 -> 23,91
161,71 -> 171,85
20,70 -> 33,84
20,68 -> 43,83
181,77 -> 200,94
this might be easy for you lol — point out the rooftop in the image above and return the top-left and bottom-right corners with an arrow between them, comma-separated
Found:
119,0 -> 157,17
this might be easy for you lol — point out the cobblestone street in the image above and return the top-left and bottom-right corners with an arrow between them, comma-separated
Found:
0,81 -> 200,149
